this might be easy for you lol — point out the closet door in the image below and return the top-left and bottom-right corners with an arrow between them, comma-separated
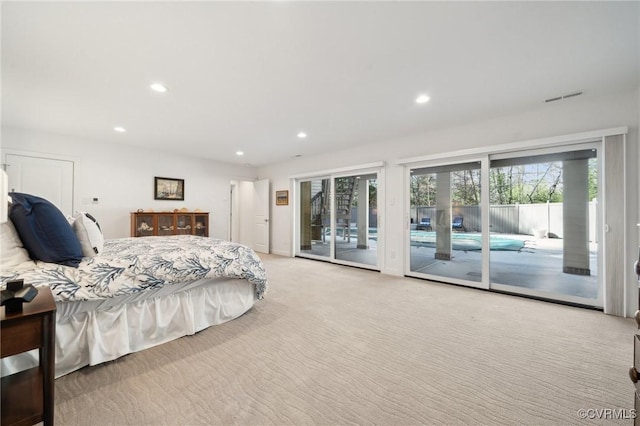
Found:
5,153 -> 74,216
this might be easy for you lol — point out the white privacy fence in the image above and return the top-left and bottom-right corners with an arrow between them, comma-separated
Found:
413,201 -> 598,242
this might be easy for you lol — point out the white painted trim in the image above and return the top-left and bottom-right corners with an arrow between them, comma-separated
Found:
2,148 -> 79,216
1,148 -> 80,164
404,156 -> 484,171
289,161 -> 385,179
271,249 -> 292,257
292,178 -> 299,257
403,139 -> 609,308
294,168 -> 385,270
623,133 -> 629,317
396,127 -> 628,165
480,154 -> 491,290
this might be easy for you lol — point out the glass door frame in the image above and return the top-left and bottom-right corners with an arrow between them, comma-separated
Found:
331,169 -> 383,271
404,141 -> 604,307
487,141 -> 603,307
294,175 -> 333,263
294,164 -> 384,272
404,155 -> 490,290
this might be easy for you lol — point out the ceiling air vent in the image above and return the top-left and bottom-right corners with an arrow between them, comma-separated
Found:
545,91 -> 584,103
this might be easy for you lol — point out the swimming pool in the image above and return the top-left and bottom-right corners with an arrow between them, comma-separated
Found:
340,228 -> 526,252
410,231 -> 525,251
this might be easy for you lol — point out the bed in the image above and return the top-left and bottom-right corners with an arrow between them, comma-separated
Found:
1,212 -> 268,377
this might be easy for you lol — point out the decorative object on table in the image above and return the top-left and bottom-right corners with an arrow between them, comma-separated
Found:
154,177 -> 184,201
276,190 -> 289,206
130,211 -> 209,237
138,220 -> 153,232
1,279 -> 38,314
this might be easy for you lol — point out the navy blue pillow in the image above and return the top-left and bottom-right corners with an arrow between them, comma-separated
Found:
9,192 -> 83,268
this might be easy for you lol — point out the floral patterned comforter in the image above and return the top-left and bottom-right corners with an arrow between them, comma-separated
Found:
1,235 -> 267,302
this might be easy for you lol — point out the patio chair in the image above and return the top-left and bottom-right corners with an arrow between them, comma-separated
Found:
417,217 -> 432,231
452,216 -> 465,231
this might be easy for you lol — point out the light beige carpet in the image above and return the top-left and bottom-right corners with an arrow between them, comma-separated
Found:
55,254 -> 636,425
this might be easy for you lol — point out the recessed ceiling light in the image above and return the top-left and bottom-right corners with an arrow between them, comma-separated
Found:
150,83 -> 168,93
236,151 -> 244,156
297,132 -> 307,139
113,126 -> 126,133
416,94 -> 430,104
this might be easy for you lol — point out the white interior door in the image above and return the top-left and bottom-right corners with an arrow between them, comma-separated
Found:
229,182 -> 238,242
5,153 -> 74,216
253,179 -> 270,253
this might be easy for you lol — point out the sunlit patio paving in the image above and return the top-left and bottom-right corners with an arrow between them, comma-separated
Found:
300,229 -> 598,302
410,233 -> 598,300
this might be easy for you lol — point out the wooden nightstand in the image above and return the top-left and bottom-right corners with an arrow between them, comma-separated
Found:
1,286 -> 56,426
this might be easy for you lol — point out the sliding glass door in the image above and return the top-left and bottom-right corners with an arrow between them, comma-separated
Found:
408,161 -> 485,287
298,177 -> 331,260
333,174 -> 378,267
489,147 -> 600,304
406,143 -> 602,307
297,169 -> 382,270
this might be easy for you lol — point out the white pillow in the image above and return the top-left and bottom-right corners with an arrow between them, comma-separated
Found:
72,212 -> 104,257
1,219 -> 32,270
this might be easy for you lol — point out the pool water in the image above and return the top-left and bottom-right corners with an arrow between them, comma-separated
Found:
340,228 -> 525,252
409,231 -> 525,251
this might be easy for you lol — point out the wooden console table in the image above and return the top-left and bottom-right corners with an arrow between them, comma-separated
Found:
1,286 -> 56,426
131,211 -> 209,237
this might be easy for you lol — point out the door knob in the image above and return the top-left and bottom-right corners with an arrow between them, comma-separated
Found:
629,367 -> 639,383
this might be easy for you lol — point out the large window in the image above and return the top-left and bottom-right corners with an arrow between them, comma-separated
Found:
409,162 -> 483,285
489,149 -> 599,301
297,168 -> 382,270
334,174 -> 378,267
406,144 -> 602,307
298,178 -> 331,260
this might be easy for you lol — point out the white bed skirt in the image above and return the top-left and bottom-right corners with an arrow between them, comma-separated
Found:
2,278 -> 256,378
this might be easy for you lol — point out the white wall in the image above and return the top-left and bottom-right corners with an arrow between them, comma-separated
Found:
258,88 -> 640,312
268,177 -> 293,256
2,88 -> 638,313
1,127 -> 258,240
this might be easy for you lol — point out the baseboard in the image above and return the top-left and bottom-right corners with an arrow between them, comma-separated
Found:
381,267 -> 403,277
271,249 -> 292,257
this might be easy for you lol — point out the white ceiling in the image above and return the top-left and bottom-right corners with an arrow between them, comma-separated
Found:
2,1 -> 639,167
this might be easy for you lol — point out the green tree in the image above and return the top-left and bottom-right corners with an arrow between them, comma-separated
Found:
452,169 -> 480,205
588,158 -> 598,201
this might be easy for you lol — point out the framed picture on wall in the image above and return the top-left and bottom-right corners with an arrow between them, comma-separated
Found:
275,190 -> 289,206
154,177 -> 185,200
